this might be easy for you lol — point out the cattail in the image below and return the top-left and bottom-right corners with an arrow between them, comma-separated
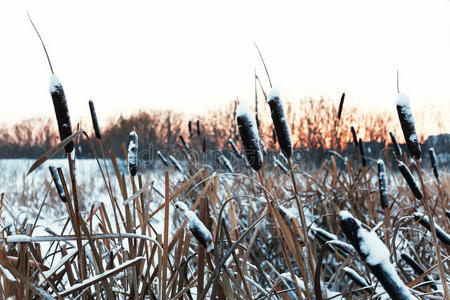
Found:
389,131 -> 402,158
179,135 -> 189,151
273,156 -> 288,173
169,154 -> 184,173
446,210 -> 450,221
50,75 -> 73,153
128,131 -> 138,176
377,160 -> 388,209
350,126 -> 358,147
413,213 -> 450,245
219,154 -> 234,173
398,161 -> 422,200
268,88 -> 292,158
228,138 -> 241,158
400,252 -> 437,290
358,138 -> 366,167
174,201 -> 213,252
429,148 -> 439,179
343,267 -> 373,294
88,100 -> 101,139
337,92 -> 345,120
272,127 -> 277,144
236,104 -> 263,171
157,150 -> 169,167
196,119 -> 201,136
188,121 -> 193,138
260,137 -> 267,156
202,137 -> 206,153
396,93 -> 421,160
49,166 -> 67,202
339,211 -> 414,299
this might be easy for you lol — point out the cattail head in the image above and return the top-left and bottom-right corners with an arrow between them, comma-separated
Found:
157,150 -> 169,167
268,88 -> 292,158
219,154 -> 234,173
429,148 -> 439,179
188,121 -> 193,138
49,75 -> 73,153
337,92 -> 345,120
358,138 -> 366,167
413,212 -> 450,245
236,104 -> 263,171
350,126 -> 358,147
174,201 -> 213,252
377,160 -> 388,209
228,138 -> 241,157
202,137 -> 206,153
273,156 -> 288,173
396,93 -> 421,160
398,161 -> 422,199
179,135 -> 190,151
49,166 -> 67,202
88,100 -> 101,139
445,210 -> 450,221
389,131 -> 402,158
169,154 -> 184,173
128,131 -> 138,176
272,127 -> 277,144
196,119 -> 201,136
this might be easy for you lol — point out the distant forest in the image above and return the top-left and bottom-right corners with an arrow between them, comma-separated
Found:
1,98 -> 448,169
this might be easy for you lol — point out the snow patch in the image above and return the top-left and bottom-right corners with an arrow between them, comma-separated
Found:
49,74 -> 62,93
268,88 -> 280,102
236,103 -> 252,118
396,93 -> 410,106
357,227 -> 390,265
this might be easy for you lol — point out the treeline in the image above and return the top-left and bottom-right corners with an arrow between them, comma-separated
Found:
0,98 -> 447,165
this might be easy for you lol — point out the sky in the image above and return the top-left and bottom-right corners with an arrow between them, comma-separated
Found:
0,0 -> 449,125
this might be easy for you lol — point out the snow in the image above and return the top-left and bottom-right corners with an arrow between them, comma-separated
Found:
396,92 -> 410,106
49,74 -> 62,93
338,210 -> 354,222
268,87 -> 280,102
42,248 -> 77,279
0,264 -> 16,282
6,235 -> 31,243
357,226 -> 390,265
128,131 -> 138,166
236,103 -> 252,117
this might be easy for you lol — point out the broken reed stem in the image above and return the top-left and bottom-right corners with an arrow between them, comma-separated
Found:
415,160 -> 449,299
67,154 -> 88,297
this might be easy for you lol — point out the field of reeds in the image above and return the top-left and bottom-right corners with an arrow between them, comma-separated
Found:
0,18 -> 449,300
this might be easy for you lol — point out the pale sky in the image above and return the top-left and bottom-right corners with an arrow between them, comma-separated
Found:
0,0 -> 449,125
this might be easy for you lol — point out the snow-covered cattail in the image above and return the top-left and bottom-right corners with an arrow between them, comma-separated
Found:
396,93 -> 421,160
228,138 -> 241,158
339,211 -> 414,299
169,155 -> 184,173
413,213 -> 450,245
343,267 -> 373,294
400,252 -> 437,290
188,121 -> 193,138
429,148 -> 439,179
157,150 -> 169,167
389,131 -> 402,158
236,104 -> 263,171
337,92 -> 345,120
50,75 -> 73,153
174,201 -> 213,252
179,135 -> 189,151
446,210 -> 450,221
196,119 -> 201,136
358,138 -> 366,167
128,131 -> 138,176
350,126 -> 358,147
219,154 -> 234,173
398,161 -> 422,200
49,166 -> 67,202
88,100 -> 101,139
273,157 -> 288,173
377,160 -> 388,209
268,88 -> 292,158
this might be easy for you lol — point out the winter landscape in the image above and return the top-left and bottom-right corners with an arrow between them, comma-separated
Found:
1,1 -> 450,300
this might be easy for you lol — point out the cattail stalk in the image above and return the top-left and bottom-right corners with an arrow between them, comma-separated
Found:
88,100 -> 101,139
179,135 -> 190,151
358,138 -> 366,167
236,104 -> 263,171
268,88 -> 292,158
398,161 -> 422,200
396,93 -> 421,160
49,166 -> 67,202
389,131 -> 402,159
128,131 -> 138,176
429,148 -> 439,179
273,157 -> 288,173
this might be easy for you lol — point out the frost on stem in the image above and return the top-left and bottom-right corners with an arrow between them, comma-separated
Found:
218,154 -> 234,173
339,211 -> 414,299
413,212 -> 450,245
174,201 -> 213,253
268,88 -> 292,158
128,131 -> 138,176
398,161 -> 422,200
228,138 -> 241,158
49,75 -> 73,153
389,131 -> 402,158
273,157 -> 288,173
169,155 -> 184,173
377,160 -> 388,209
49,166 -> 67,202
429,148 -> 439,179
88,100 -> 102,139
396,93 -> 421,160
157,151 -> 169,167
236,104 -> 263,171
